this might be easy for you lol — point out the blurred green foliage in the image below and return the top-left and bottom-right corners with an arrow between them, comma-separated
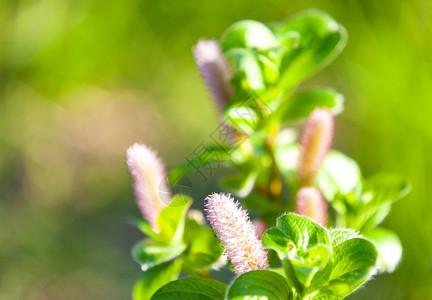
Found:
0,0 -> 431,299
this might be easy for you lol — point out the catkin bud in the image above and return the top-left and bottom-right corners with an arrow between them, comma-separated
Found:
297,108 -> 334,185
126,143 -> 171,232
193,40 -> 233,112
295,187 -> 328,227
204,193 -> 269,275
252,219 -> 268,240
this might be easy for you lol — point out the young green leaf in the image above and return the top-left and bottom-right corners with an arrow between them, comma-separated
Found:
272,9 -> 348,86
157,195 -> 192,244
306,288 -> 338,300
151,277 -> 227,300
347,175 -> 410,231
133,259 -> 182,300
273,138 -> 298,188
262,214 -> 332,290
289,244 -> 332,287
227,270 -> 293,300
316,150 -> 362,200
262,214 -> 330,258
348,202 -> 391,232
326,238 -> 378,298
281,87 -> 344,122
131,239 -> 186,271
365,227 -> 402,273
225,105 -> 261,136
221,20 -> 279,52
328,228 -> 359,248
225,48 -> 265,91
131,217 -> 160,240
182,218 -> 224,270
361,174 -> 411,205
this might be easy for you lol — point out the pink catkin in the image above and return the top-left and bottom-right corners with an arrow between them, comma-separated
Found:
297,108 -> 335,185
193,40 -> 233,112
204,193 -> 269,275
295,187 -> 328,227
126,143 -> 171,232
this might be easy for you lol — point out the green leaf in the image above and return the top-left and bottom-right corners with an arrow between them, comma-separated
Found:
258,54 -> 280,84
328,228 -> 359,248
157,195 -> 192,243
221,20 -> 279,52
131,239 -> 186,271
262,215 -> 331,291
133,259 -> 182,300
262,214 -> 330,258
272,9 -> 348,86
182,219 -> 224,270
316,150 -> 362,201
131,217 -> 160,240
326,238 -> 378,298
361,174 -> 411,205
347,175 -> 411,231
306,288 -> 338,300
151,277 -> 227,300
227,270 -> 293,300
365,227 -> 402,273
281,87 -> 344,122
273,132 -> 298,184
225,105 -> 260,136
289,244 -> 332,287
225,48 -> 265,91
348,202 -> 391,232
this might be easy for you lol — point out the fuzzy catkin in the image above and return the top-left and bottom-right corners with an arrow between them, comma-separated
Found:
297,108 -> 334,185
295,187 -> 328,227
204,193 -> 269,274
193,40 -> 233,112
126,143 -> 171,232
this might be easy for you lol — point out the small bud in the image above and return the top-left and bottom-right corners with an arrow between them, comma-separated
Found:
297,108 -> 334,185
126,143 -> 171,232
295,187 -> 328,227
204,193 -> 269,275
252,219 -> 268,240
193,40 -> 233,112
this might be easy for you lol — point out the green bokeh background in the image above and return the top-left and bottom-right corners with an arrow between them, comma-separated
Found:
0,0 -> 431,299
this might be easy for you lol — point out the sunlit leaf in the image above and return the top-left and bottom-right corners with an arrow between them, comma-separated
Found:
131,239 -> 186,271
227,270 -> 293,300
157,195 -> 192,244
365,227 -> 402,273
326,238 -> 378,298
221,20 -> 279,52
225,48 -> 266,91
133,259 -> 182,300
316,151 -> 362,201
328,228 -> 359,248
272,9 -> 348,86
289,244 -> 332,286
182,219 -> 224,270
152,277 -> 227,300
225,106 -> 260,135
